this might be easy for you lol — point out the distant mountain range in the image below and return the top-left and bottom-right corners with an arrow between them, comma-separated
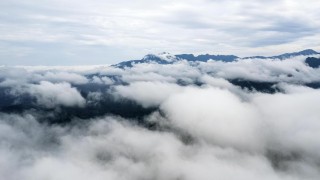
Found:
113,49 -> 320,68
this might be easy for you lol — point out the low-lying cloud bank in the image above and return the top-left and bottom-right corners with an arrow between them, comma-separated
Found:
0,55 -> 320,179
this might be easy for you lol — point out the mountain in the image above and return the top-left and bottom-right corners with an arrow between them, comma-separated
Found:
243,49 -> 319,60
113,49 -> 320,68
305,57 -> 320,68
113,52 -> 178,68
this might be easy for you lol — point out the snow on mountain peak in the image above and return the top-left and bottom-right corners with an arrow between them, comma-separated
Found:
157,52 -> 178,62
142,52 -> 178,62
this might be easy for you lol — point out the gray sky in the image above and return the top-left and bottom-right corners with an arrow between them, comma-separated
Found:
1,0 -> 320,65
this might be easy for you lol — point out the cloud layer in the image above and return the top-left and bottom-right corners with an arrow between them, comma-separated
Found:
0,56 -> 320,179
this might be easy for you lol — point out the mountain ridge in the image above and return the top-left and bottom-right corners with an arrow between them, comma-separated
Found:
113,49 -> 320,68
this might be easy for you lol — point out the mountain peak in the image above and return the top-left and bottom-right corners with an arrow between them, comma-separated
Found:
274,49 -> 319,59
298,49 -> 319,55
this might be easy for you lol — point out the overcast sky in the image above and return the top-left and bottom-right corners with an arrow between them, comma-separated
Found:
1,0 -> 320,65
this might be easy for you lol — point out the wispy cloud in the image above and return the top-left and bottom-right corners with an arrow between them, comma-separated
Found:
0,0 -> 319,65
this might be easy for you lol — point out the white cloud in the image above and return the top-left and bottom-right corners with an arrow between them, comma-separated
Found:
90,76 -> 113,85
39,71 -> 89,84
28,81 -> 86,108
199,56 -> 320,83
113,81 -> 183,107
161,87 -> 263,152
1,113 -> 320,180
0,66 -> 90,86
252,86 -> 320,158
